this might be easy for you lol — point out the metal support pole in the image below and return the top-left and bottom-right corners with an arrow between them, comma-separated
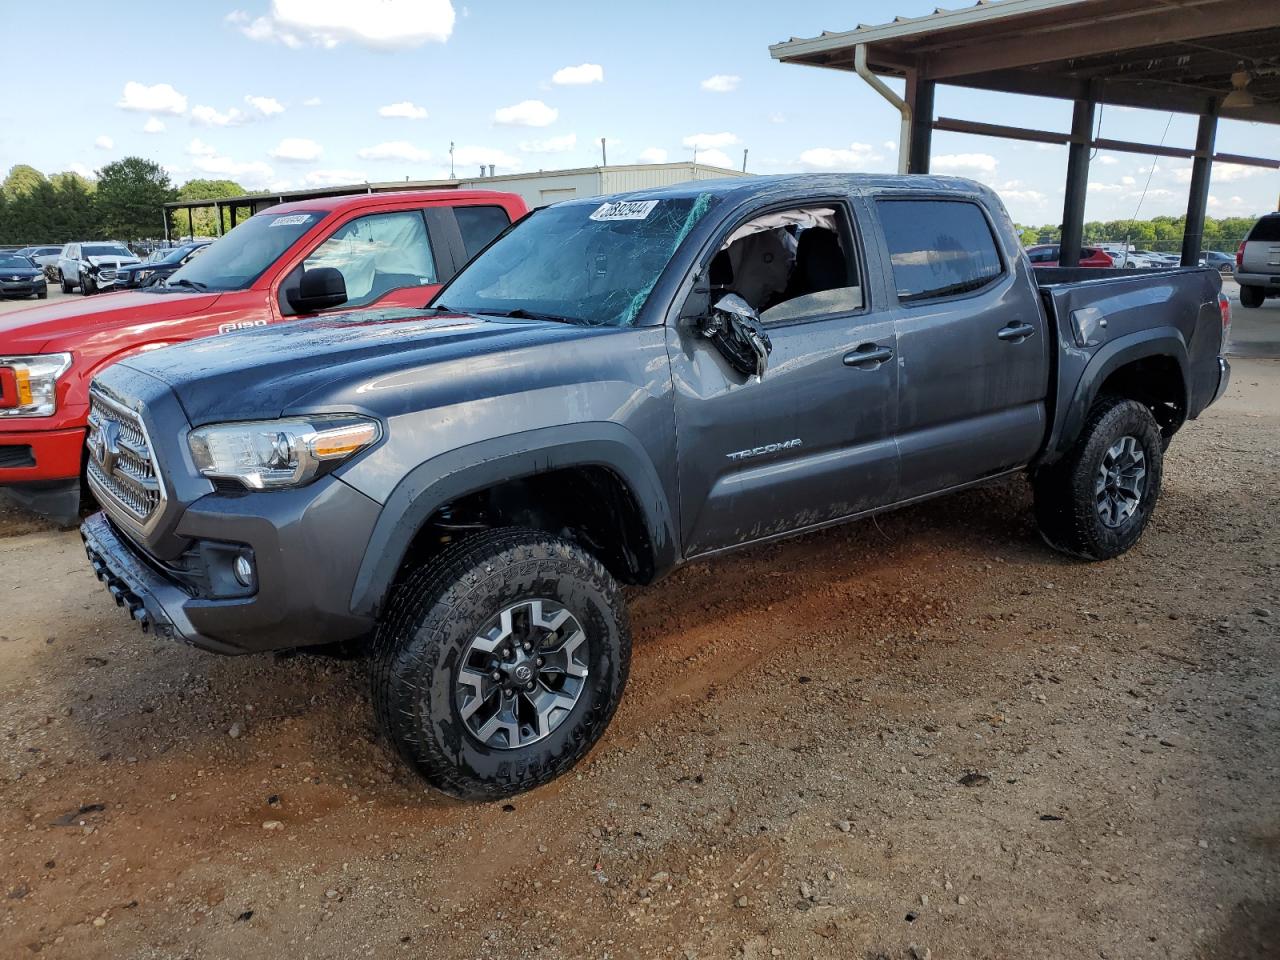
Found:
230,205 -> 239,229
1059,94 -> 1096,268
162,209 -> 170,245
855,44 -> 911,175
215,202 -> 224,237
906,75 -> 935,174
1181,102 -> 1218,266
188,207 -> 194,241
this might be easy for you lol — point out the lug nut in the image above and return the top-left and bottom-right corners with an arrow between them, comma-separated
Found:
503,686 -> 513,697
535,656 -> 544,667
525,681 -> 535,691
521,641 -> 532,652
490,670 -> 502,681
503,647 -> 514,659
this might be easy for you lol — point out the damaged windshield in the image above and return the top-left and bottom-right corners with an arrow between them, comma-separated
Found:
433,194 -> 718,326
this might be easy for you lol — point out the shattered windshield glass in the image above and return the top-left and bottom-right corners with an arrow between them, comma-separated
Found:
433,194 -> 718,326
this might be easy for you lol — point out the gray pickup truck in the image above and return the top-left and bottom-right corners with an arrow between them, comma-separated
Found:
80,174 -> 1232,798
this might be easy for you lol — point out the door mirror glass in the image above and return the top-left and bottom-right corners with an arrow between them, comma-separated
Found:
699,293 -> 773,380
287,267 -> 348,313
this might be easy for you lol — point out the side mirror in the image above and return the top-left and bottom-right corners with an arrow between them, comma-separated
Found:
287,267 -> 347,314
698,293 -> 772,380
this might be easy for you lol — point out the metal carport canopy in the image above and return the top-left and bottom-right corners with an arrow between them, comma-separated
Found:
770,0 -> 1280,267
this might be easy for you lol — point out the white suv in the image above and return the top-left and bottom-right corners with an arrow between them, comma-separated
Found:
1236,213 -> 1280,309
56,242 -> 141,295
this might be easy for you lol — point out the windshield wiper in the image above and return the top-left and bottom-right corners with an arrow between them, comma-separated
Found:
484,308 -> 583,325
165,277 -> 208,291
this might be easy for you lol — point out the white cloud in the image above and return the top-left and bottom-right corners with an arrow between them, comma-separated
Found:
697,149 -> 735,169
246,95 -> 285,117
519,133 -> 577,154
229,0 -> 455,49
883,140 -> 897,152
1088,181 -> 1125,194
143,117 -> 166,134
117,81 -> 187,115
191,151 -> 275,189
552,63 -> 603,86
494,99 -> 558,127
798,142 -> 880,170
700,74 -> 741,93
303,168 -> 368,187
638,147 -> 668,164
68,162 -> 93,179
357,141 -> 432,162
769,113 -> 786,125
270,137 -> 324,162
452,145 -> 521,172
1097,155 -> 1119,165
1214,163 -> 1266,183
682,132 -> 739,151
186,138 -> 217,157
932,153 -> 999,175
94,135 -> 114,151
1121,176 -> 1136,186
302,97 -> 323,107
378,101 -> 428,120
191,104 -> 248,127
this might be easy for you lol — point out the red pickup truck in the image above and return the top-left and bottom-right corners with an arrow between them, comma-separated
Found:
0,189 -> 527,521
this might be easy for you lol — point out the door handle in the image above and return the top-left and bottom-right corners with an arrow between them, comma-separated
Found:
997,321 -> 1035,342
843,343 -> 893,368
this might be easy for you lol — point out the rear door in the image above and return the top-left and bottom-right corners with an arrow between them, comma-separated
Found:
670,196 -> 900,555
872,196 -> 1050,501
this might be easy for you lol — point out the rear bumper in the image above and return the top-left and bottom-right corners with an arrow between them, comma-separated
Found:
1212,356 -> 1231,406
1234,271 -> 1280,289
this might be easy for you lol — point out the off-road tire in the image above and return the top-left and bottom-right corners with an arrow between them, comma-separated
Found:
58,270 -> 72,294
371,528 -> 631,799
1239,285 -> 1264,309
1033,397 -> 1163,561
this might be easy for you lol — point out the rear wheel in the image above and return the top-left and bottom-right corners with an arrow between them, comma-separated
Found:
371,528 -> 631,799
1033,397 -> 1163,561
1239,285 -> 1265,309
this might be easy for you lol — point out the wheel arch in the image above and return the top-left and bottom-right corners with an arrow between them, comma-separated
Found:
1043,328 -> 1190,464
349,423 -> 678,619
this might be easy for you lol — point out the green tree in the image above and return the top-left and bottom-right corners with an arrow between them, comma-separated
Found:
2,164 -> 47,200
94,156 -> 177,241
175,178 -> 247,237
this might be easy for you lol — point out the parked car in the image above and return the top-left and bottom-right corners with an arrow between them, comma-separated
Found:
0,190 -> 526,521
55,242 -> 142,295
79,173 -> 1232,799
1235,212 -> 1280,308
1200,250 -> 1236,275
0,253 -> 48,299
1025,244 -> 1114,268
14,246 -> 67,281
114,240 -> 213,289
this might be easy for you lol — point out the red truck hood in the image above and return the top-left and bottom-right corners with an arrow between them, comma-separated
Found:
0,290 -> 222,353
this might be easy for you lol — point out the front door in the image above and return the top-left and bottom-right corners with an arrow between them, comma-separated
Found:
669,201 -> 900,556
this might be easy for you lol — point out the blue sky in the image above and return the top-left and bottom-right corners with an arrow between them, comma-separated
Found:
1,0 -> 1276,226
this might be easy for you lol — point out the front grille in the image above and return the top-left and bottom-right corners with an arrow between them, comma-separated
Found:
86,388 -> 165,527
98,269 -> 117,281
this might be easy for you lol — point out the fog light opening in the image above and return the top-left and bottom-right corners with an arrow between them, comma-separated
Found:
233,554 -> 256,589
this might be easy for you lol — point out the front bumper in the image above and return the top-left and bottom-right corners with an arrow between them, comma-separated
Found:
0,279 -> 45,296
82,475 -> 382,655
0,426 -> 85,484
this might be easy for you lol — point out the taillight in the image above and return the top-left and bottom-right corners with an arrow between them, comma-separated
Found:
1219,293 -> 1232,345
1236,242 -> 1245,269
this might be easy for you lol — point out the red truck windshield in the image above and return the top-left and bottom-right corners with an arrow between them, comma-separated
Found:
160,210 -> 329,292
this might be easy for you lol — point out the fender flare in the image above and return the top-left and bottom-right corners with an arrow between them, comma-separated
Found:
348,422 -> 678,618
1045,326 -> 1189,463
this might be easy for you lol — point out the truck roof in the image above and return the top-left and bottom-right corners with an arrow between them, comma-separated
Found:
261,188 -> 524,216
560,172 -> 992,208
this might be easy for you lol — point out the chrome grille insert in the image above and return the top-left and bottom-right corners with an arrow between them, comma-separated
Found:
86,387 -> 165,529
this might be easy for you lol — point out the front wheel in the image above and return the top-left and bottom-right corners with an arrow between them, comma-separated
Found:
1033,397 -> 1164,560
1239,285 -> 1265,309
371,528 -> 631,799
58,270 -> 72,294
81,275 -> 95,296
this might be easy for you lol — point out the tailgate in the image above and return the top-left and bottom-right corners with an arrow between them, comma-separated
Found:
1241,239 -> 1280,273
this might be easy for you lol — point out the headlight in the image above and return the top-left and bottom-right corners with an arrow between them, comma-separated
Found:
0,353 -> 73,418
188,415 -> 381,490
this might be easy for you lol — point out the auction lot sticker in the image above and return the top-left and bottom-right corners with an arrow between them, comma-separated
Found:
269,214 -> 314,227
590,200 -> 659,222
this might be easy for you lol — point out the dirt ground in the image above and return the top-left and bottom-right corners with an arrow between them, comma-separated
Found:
0,359 -> 1276,960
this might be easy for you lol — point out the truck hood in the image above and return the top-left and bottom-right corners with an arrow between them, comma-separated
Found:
0,289 -> 220,353
118,306 -> 600,425
87,254 -> 141,268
